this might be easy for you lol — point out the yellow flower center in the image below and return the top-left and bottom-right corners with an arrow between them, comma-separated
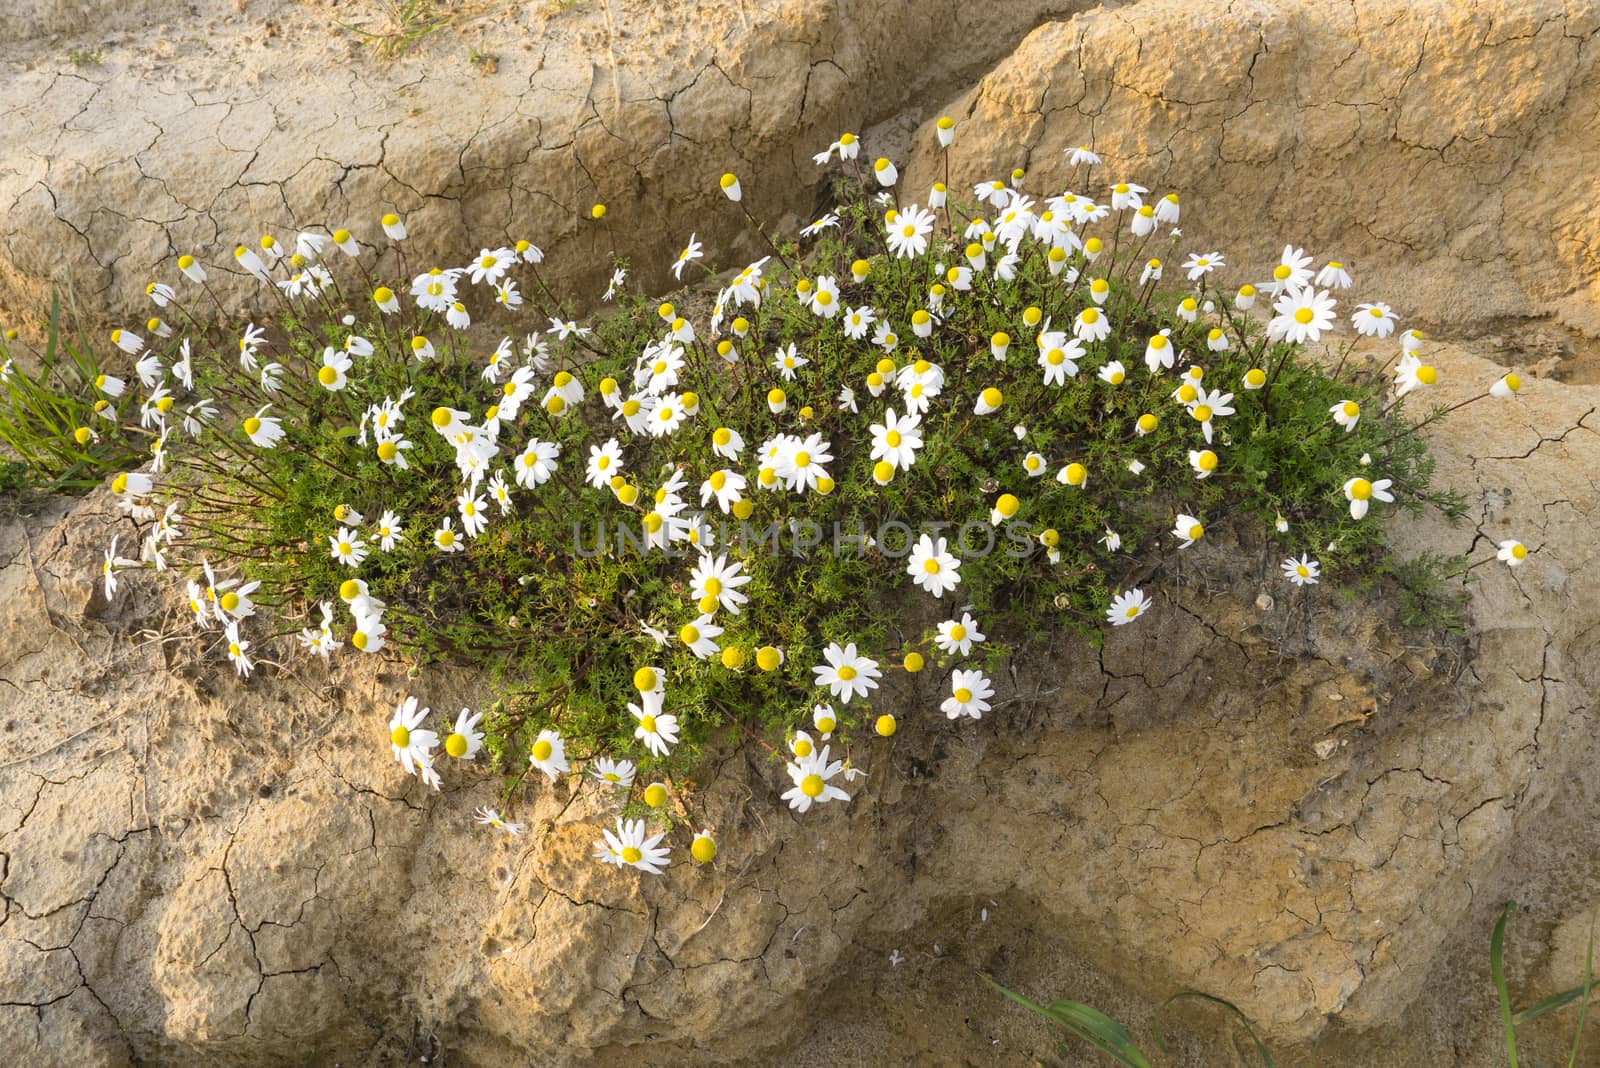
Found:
950,624 -> 967,641
1188,523 -> 1204,540
954,688 -> 973,703
445,733 -> 468,758
923,559 -> 940,574
1274,265 -> 1292,280
1197,451 -> 1218,471
391,726 -> 410,747
318,366 -> 339,385
1294,308 -> 1314,324
794,738 -> 813,757
243,417 -> 262,436
621,846 -> 643,863
1192,404 -> 1213,422
837,665 -> 857,681
801,774 -> 825,798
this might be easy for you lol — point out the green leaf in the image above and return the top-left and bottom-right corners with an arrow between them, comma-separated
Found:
987,976 -> 1154,1067
1155,990 -> 1276,1066
1493,901 -> 1521,1068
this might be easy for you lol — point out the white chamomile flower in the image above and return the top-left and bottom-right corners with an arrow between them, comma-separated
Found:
442,708 -> 484,760
317,347 -> 351,391
690,553 -> 751,614
1181,251 -> 1224,280
1282,554 -> 1321,586
388,696 -> 438,779
1342,476 -> 1394,519
677,614 -> 723,660
329,527 -> 368,567
631,696 -> 680,757
1497,540 -> 1528,567
1074,306 -> 1111,343
941,669 -> 994,720
1266,244 -> 1314,294
812,642 -> 881,704
586,438 -> 624,489
887,205 -> 936,259
1107,588 -> 1149,625
528,729 -> 569,782
671,233 -> 703,280
870,408 -> 923,470
434,518 -> 464,553
843,305 -> 876,340
594,817 -> 670,875
458,491 -> 488,538
475,807 -> 524,836
782,745 -> 850,814
1268,287 -> 1336,345
590,757 -> 636,789
1172,513 -> 1205,548
1330,400 -> 1361,431
1315,261 -> 1353,289
907,534 -> 961,598
773,342 -> 809,379
1393,354 -> 1437,398
935,612 -> 985,656
1353,302 -> 1397,337
812,704 -> 838,739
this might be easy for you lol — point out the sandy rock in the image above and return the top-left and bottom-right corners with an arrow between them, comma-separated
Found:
0,0 -> 1079,335
0,343 -> 1596,1065
4,1 -> 1600,1064
899,0 -> 1600,338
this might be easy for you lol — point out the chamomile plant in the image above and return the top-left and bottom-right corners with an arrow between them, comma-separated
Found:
4,121 -> 1499,876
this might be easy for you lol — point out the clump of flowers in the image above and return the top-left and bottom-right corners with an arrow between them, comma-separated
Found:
3,118 -> 1512,876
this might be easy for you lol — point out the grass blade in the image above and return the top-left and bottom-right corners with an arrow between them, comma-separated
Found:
1494,901 -> 1520,1068
1515,981 -> 1598,1024
1155,991 -> 1276,1066
987,976 -> 1154,1068
1569,919 -> 1593,1068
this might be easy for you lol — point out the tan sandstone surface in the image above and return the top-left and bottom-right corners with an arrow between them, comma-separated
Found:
3,0 -> 1600,1065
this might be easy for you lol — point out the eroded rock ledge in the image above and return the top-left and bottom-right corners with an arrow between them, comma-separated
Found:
1,342 -> 1596,1065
